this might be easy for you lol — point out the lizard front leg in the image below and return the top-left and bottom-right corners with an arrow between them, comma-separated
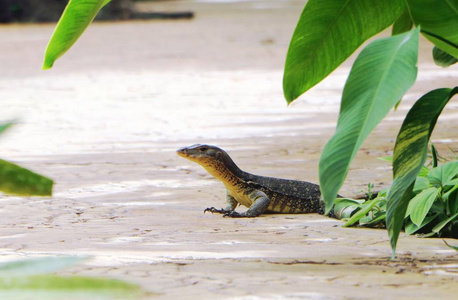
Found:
204,192 -> 238,214
224,190 -> 270,218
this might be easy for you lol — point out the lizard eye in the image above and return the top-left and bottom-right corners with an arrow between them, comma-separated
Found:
199,146 -> 209,152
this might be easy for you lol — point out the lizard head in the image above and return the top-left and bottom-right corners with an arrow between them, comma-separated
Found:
176,144 -> 225,164
177,144 -> 241,180
177,144 -> 245,183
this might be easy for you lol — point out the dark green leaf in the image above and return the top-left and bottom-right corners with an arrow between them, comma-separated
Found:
43,0 -> 108,69
433,46 -> 458,67
406,187 -> 439,227
0,159 -> 53,196
431,143 -> 438,168
319,28 -> 419,214
406,0 -> 458,58
283,0 -> 405,102
387,87 -> 458,257
392,9 -> 413,36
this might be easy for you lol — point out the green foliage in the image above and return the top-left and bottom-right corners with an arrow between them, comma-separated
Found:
43,0 -> 112,69
319,28 -> 419,214
283,0 -> 405,102
406,0 -> 458,58
0,122 -> 53,196
387,88 -> 457,256
283,0 -> 458,256
0,257 -> 145,299
339,155 -> 458,248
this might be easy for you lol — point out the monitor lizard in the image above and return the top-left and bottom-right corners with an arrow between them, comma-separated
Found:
177,144 -> 339,218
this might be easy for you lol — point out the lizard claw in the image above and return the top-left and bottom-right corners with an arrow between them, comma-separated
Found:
204,207 -> 227,214
223,211 -> 244,218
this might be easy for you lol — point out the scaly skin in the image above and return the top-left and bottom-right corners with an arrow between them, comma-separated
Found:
177,144 -> 337,218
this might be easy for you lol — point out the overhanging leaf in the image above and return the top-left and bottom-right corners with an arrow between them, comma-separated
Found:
406,0 -> 458,58
319,28 -> 419,214
0,159 -> 53,196
283,0 -> 405,102
43,0 -> 110,69
392,9 -> 413,36
387,87 -> 458,258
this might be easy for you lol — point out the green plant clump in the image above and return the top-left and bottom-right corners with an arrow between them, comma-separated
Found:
337,148 -> 458,239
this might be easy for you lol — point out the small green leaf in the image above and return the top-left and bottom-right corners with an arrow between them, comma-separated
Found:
418,166 -> 430,177
387,87 -> 458,258
433,46 -> 458,67
319,28 -> 419,214
413,176 -> 430,193
343,199 -> 381,227
392,9 -> 413,36
43,0 -> 108,69
431,143 -> 438,168
444,239 -> 458,251
283,0 -> 405,101
378,156 -> 393,163
427,161 -> 458,188
0,257 -> 86,277
0,159 -> 53,196
405,214 -> 436,235
432,212 -> 458,233
406,187 -> 439,227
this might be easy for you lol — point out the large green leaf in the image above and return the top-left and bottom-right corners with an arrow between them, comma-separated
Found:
0,159 -> 53,196
387,87 -> 458,258
392,9 -> 413,36
283,0 -> 405,102
406,0 -> 458,58
319,28 -> 419,214
43,0 -> 111,69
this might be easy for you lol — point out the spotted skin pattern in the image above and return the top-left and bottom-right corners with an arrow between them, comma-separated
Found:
177,144 -> 336,218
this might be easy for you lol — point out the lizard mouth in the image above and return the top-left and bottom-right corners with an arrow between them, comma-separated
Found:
176,147 -> 189,158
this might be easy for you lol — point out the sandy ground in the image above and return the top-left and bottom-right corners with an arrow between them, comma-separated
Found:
0,0 -> 457,299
